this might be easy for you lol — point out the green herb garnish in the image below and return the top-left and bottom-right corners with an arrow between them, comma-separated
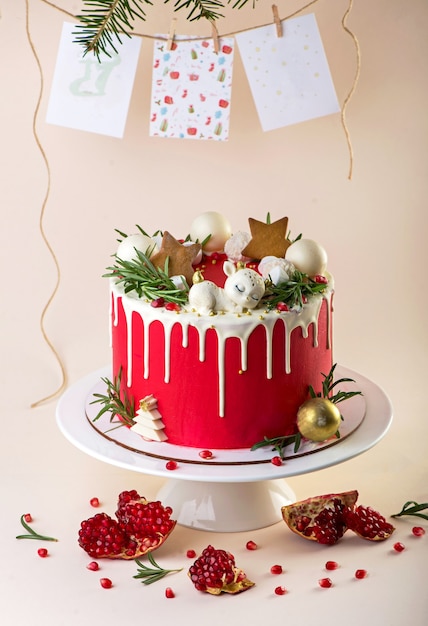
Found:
105,249 -> 189,305
263,269 -> 328,310
16,515 -> 58,542
90,368 -> 135,427
133,552 -> 183,585
251,433 -> 302,457
391,501 -> 428,521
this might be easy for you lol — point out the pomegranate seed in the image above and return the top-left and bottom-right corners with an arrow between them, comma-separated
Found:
100,578 -> 113,589
276,302 -> 289,312
393,542 -> 405,552
165,460 -> 178,470
325,561 -> 339,571
199,449 -> 213,459
270,564 -> 283,575
246,540 -> 257,551
318,577 -> 333,588
165,302 -> 180,312
87,561 -> 99,571
274,586 -> 287,595
165,587 -> 175,598
151,297 -> 165,308
37,548 -> 48,558
90,497 -> 100,508
355,569 -> 368,579
271,456 -> 283,466
412,526 -> 425,537
314,275 -> 328,284
24,513 -> 32,523
186,549 -> 196,558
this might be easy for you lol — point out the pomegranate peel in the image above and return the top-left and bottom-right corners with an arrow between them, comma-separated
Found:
281,490 -> 358,545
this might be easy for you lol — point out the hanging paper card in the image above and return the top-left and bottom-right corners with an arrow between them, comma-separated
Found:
149,37 -> 234,140
46,22 -> 141,138
235,13 -> 340,132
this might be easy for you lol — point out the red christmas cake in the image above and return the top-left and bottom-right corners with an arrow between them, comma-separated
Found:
107,213 -> 333,449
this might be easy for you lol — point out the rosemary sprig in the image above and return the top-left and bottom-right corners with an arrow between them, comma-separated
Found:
105,250 -> 189,304
263,269 -> 328,310
16,515 -> 58,542
133,552 -> 183,585
251,433 -> 302,458
90,368 -> 135,426
391,501 -> 428,521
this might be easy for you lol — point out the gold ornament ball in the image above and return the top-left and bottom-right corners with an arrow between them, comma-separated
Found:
297,398 -> 341,442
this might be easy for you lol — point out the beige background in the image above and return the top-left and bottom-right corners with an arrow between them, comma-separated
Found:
1,1 -> 427,624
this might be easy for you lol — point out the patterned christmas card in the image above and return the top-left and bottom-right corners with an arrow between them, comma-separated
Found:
235,13 -> 340,131
149,36 -> 234,140
46,22 -> 141,138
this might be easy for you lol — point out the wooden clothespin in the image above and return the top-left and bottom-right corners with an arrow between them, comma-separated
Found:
272,4 -> 282,38
211,20 -> 220,54
166,18 -> 177,51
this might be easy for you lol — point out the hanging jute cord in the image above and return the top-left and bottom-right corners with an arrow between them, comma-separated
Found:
26,0 -> 360,407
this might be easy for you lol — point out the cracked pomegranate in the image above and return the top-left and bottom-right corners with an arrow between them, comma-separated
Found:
188,545 -> 255,595
78,490 -> 176,559
281,490 -> 358,545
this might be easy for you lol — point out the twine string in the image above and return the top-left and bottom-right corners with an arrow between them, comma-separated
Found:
26,0 -> 67,407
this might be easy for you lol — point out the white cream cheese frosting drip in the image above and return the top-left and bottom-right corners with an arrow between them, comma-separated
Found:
110,279 -> 333,417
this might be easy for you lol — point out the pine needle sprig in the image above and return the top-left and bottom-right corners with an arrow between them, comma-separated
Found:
391,501 -> 428,521
263,269 -> 328,310
16,515 -> 58,542
105,250 -> 189,304
133,552 -> 183,585
90,368 -> 135,426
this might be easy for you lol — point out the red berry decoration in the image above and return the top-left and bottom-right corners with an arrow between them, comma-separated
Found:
281,490 -> 358,545
186,549 -> 196,558
344,505 -> 395,541
271,456 -> 283,466
151,297 -> 165,308
188,545 -> 255,595
318,577 -> 333,588
90,497 -> 100,508
412,526 -> 425,537
78,490 -> 176,560
100,578 -> 113,589
246,540 -> 257,551
355,569 -> 368,579
393,542 -> 405,552
325,561 -> 339,571
270,564 -> 283,575
165,302 -> 180,312
276,302 -> 289,312
165,587 -> 175,598
165,460 -> 178,470
274,586 -> 287,595
37,548 -> 48,558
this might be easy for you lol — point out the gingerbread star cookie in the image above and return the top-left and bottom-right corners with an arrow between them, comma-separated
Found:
241,217 -> 291,260
150,231 -> 201,286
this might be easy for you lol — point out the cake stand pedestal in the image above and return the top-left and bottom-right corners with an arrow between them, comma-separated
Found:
56,366 -> 392,532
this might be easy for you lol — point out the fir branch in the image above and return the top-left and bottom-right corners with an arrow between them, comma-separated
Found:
263,269 -> 328,310
133,552 -> 183,585
391,501 -> 428,521
105,249 -> 189,304
16,515 -> 58,542
90,368 -> 135,426
75,0 -> 255,57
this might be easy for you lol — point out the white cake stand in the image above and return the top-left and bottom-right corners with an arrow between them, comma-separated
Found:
56,365 -> 392,532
